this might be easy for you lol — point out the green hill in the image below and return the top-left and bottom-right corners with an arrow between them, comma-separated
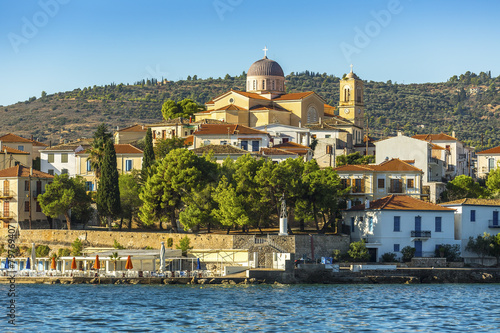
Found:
1,71 -> 498,149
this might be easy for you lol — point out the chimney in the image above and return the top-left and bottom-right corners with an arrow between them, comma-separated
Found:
365,199 -> 370,209
189,116 -> 192,123
30,167 -> 33,176
116,126 -> 119,131
397,131 -> 402,136
319,117 -> 322,125
452,131 -> 456,138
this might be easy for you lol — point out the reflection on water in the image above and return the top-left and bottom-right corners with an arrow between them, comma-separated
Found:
2,284 -> 500,332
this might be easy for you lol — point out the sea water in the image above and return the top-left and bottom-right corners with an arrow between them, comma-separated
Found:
2,283 -> 499,332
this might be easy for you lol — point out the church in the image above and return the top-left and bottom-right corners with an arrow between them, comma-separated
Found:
194,49 -> 365,137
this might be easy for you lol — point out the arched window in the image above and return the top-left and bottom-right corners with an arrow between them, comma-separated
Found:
272,80 -> 275,90
262,80 -> 265,90
357,87 -> 362,103
253,80 -> 256,90
344,87 -> 351,102
307,106 -> 318,123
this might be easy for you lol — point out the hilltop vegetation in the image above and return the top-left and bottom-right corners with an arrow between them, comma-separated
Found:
1,71 -> 498,149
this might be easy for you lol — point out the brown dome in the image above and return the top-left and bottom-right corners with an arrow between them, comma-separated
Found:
247,56 -> 284,77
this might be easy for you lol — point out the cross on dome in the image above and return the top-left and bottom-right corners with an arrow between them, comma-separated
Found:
263,46 -> 268,58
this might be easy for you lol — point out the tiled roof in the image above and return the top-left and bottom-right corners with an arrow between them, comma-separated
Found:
232,90 -> 269,100
260,147 -> 297,156
114,144 -> 143,154
117,124 -> 147,132
348,195 -> 455,211
193,124 -> 268,136
0,146 -> 29,155
430,143 -> 445,150
206,99 -> 215,105
184,135 -> 194,146
0,133 -> 33,143
0,165 -> 54,178
272,91 -> 315,101
477,146 -> 500,155
249,104 -> 289,112
216,104 -> 246,111
45,139 -> 93,151
334,159 -> 422,173
191,144 -> 253,155
440,198 -> 500,206
412,133 -> 457,141
272,141 -> 310,150
324,104 -> 336,117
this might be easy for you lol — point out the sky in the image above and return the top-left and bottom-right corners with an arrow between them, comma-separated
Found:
1,0 -> 499,106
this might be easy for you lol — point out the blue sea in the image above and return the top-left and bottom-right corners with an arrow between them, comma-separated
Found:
2,283 -> 499,332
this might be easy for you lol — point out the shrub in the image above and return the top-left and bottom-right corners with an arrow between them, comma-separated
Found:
113,239 -> 125,249
167,238 -> 173,248
434,244 -> 461,262
71,238 -> 83,256
348,240 -> 370,262
176,236 -> 193,256
381,252 -> 398,262
58,248 -> 71,257
401,246 -> 416,262
36,245 -> 50,257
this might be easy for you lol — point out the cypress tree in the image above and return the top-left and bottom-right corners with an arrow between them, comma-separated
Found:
141,128 -> 155,180
97,139 -> 121,230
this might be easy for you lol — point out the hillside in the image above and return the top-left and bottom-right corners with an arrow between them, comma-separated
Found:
0,71 -> 499,149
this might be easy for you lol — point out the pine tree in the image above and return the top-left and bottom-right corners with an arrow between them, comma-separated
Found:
97,139 -> 121,230
141,128 -> 155,180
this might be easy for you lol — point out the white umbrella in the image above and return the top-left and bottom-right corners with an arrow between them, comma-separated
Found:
31,243 -> 36,271
159,242 -> 166,272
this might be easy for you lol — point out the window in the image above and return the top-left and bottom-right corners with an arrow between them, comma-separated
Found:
378,178 -> 385,189
357,87 -> 362,103
325,135 -> 331,139
394,216 -> 401,232
25,180 -> 30,191
48,169 -> 54,176
85,182 -> 94,191
184,131 -> 188,136
351,217 -> 355,233
272,80 -> 275,90
18,145 -> 24,151
240,140 -> 248,151
61,169 -> 68,174
341,178 -> 351,189
394,244 -> 400,252
390,179 -> 403,193
470,210 -> 476,222
326,145 -> 333,154
353,178 -> 365,193
407,178 -> 414,189
262,80 -> 265,90
125,160 -> 133,172
251,141 -> 259,152
36,201 -> 41,212
435,217 -> 442,232
48,154 -> 54,163
253,80 -> 256,90
368,216 -> 373,232
61,153 -> 68,163
488,158 -> 495,171
24,201 -> 30,212
87,160 -> 92,172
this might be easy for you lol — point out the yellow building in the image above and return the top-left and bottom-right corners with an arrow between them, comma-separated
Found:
0,133 -> 48,167
194,53 -> 336,128
338,66 -> 365,128
0,144 -> 30,170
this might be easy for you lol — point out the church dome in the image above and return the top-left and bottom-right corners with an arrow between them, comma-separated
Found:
345,71 -> 359,79
248,56 -> 284,77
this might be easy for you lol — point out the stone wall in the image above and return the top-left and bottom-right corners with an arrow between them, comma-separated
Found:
294,234 -> 350,260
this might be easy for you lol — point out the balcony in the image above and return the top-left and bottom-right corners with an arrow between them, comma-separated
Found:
458,154 -> 467,161
0,190 -> 15,199
32,190 -> 45,198
488,220 -> 500,228
0,211 -> 16,220
411,230 -> 431,238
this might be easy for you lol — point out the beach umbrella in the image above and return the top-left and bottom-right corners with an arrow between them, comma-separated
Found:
71,257 -> 77,270
50,257 -> 56,270
26,258 -> 31,270
125,255 -> 133,270
93,255 -> 100,270
197,258 -> 201,270
159,242 -> 166,272
31,243 -> 36,271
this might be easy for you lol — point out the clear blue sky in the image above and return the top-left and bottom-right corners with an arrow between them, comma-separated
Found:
1,0 -> 499,106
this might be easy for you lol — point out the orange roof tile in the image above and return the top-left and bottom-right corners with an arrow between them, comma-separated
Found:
273,91 -> 315,101
440,198 -> 500,206
232,90 -> 269,100
272,141 -> 310,150
0,165 -> 53,178
412,133 -> 457,141
117,124 -> 147,132
348,195 -> 455,211
193,124 -> 268,136
430,143 -> 445,150
216,104 -> 246,111
477,145 -> 500,155
324,104 -> 336,117
184,135 -> 194,146
114,144 -> 143,154
334,159 -> 422,173
205,99 -> 215,105
260,147 -> 297,156
0,133 -> 34,143
0,146 -> 29,155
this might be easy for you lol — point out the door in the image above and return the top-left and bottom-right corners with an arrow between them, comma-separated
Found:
3,201 -> 9,218
3,180 -> 8,196
368,248 -> 377,262
494,211 -> 499,227
414,240 -> 422,257
251,141 -> 259,152
415,216 -> 422,237
241,141 -> 248,151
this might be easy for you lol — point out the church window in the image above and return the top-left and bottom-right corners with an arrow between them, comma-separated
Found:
272,80 -> 275,90
307,106 -> 318,123
253,80 -> 256,90
262,80 -> 265,90
357,87 -> 362,103
344,87 -> 351,102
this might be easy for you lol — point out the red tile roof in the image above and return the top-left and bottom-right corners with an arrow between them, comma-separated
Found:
114,144 -> 143,154
273,91 -> 315,101
412,133 -> 457,141
193,124 -> 268,136
440,198 -> 500,206
0,133 -> 33,143
334,159 -> 422,173
260,147 -> 297,156
0,165 -> 53,178
323,104 -> 336,117
348,195 -> 455,211
184,135 -> 194,146
232,90 -> 269,100
272,141 -> 310,150
117,124 -> 147,132
216,104 -> 246,111
0,146 -> 29,155
477,146 -> 500,155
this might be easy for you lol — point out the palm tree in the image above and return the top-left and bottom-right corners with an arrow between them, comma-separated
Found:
109,252 -> 121,271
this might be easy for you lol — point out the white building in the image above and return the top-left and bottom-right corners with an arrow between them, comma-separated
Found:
344,195 -> 458,262
476,145 -> 500,179
192,124 -> 270,152
40,139 -> 92,177
254,123 -> 310,147
440,198 -> 500,265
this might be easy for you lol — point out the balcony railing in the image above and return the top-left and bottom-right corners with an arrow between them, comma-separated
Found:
32,190 -> 45,198
0,211 -> 16,220
488,220 -> 500,228
411,230 -> 431,238
0,190 -> 15,198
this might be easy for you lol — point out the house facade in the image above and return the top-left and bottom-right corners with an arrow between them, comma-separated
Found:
0,133 -> 48,167
192,124 -> 270,151
114,124 -> 147,144
476,145 -> 500,179
440,198 -> 500,265
344,195 -> 458,262
40,139 -> 92,177
0,143 -> 30,170
0,165 -> 54,229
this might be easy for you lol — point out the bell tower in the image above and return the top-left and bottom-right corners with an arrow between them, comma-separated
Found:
338,65 -> 364,128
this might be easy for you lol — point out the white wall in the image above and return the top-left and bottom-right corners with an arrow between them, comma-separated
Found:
40,150 -> 78,177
